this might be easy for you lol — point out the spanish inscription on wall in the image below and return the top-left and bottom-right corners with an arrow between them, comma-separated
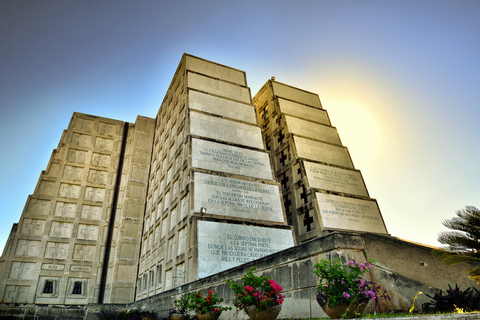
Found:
191,139 -> 273,180
197,221 -> 294,278
316,192 -> 387,234
194,173 -> 284,222
304,161 -> 369,197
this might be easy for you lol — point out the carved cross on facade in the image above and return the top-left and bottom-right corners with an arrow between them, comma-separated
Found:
277,130 -> 285,144
46,243 -> 67,259
300,185 -> 308,204
303,211 -> 314,232
261,107 -> 268,121
281,174 -> 289,190
283,194 -> 292,213
279,150 -> 287,167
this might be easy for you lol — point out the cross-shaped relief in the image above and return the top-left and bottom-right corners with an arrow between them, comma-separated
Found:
73,244 -> 95,261
45,242 -> 68,259
302,211 -> 315,232
81,205 -> 102,220
21,219 -> 45,235
50,222 -> 73,238
15,239 -> 40,257
77,224 -> 98,240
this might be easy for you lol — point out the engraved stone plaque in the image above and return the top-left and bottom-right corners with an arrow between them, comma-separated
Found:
316,193 -> 387,234
197,221 -> 294,278
304,161 -> 369,197
192,139 -> 273,180
42,264 -> 65,271
285,115 -> 340,145
294,136 -> 354,169
70,265 -> 93,272
188,72 -> 250,103
190,111 -> 264,149
278,98 -> 330,125
189,90 -> 256,124
194,173 -> 284,222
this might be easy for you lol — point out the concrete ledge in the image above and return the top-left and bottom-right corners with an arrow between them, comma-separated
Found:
1,232 -> 478,320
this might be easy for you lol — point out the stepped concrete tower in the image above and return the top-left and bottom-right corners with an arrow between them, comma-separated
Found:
0,54 -> 294,305
135,54 -> 294,300
252,80 -> 387,244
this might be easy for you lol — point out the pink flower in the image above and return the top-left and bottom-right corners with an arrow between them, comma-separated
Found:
365,291 -> 376,300
245,286 -> 254,292
343,292 -> 350,299
348,260 -> 355,267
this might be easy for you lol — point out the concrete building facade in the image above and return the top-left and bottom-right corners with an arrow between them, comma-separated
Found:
0,54 -> 390,306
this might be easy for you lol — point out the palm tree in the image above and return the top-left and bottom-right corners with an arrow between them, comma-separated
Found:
433,206 -> 480,283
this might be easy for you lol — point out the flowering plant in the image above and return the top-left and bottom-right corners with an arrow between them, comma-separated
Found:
314,257 -> 390,309
187,289 -> 231,315
227,267 -> 285,312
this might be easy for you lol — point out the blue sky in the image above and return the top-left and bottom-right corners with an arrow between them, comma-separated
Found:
1,0 -> 479,253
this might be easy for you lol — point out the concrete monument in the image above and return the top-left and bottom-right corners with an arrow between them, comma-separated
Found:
0,54 -> 388,307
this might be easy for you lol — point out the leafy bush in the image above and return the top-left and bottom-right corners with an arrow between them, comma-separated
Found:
173,293 -> 190,314
422,284 -> 480,313
314,257 -> 390,309
227,267 -> 285,312
187,289 -> 231,315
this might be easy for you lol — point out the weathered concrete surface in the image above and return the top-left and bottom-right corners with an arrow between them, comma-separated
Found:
1,232 -> 479,319
107,232 -> 480,319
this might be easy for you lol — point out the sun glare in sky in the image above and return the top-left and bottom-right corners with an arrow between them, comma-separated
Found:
326,99 -> 382,172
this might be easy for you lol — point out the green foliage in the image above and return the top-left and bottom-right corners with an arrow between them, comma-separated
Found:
173,294 -> 190,314
186,289 -> 231,315
226,267 -> 285,312
433,206 -> 480,283
314,257 -> 383,308
422,284 -> 480,313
